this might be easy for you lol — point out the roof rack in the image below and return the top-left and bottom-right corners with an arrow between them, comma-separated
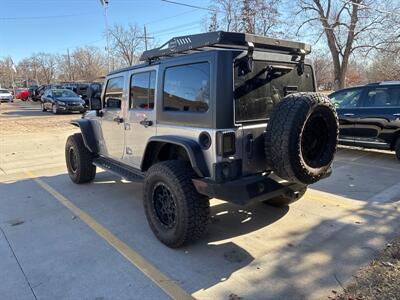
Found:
140,31 -> 311,62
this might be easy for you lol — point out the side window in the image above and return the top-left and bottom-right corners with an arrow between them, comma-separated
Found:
363,87 -> 400,107
130,71 -> 156,110
163,62 -> 210,113
104,76 -> 124,108
330,88 -> 363,108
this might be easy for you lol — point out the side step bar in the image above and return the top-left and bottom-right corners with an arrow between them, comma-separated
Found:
93,157 -> 144,182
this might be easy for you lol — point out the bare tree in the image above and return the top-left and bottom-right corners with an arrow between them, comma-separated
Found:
72,46 -> 107,81
0,57 -> 15,88
367,50 -> 400,82
34,53 -> 58,84
208,11 -> 219,31
108,23 -> 144,66
295,0 -> 400,90
310,48 -> 334,90
207,0 -> 282,35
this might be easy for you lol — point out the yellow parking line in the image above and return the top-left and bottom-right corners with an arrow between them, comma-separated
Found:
25,170 -> 193,300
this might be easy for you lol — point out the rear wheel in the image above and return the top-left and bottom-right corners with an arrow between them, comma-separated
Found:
395,138 -> 400,161
143,161 -> 210,248
41,102 -> 47,112
65,133 -> 96,183
264,187 -> 307,207
52,104 -> 58,114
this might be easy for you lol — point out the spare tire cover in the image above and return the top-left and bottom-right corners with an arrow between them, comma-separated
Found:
265,92 -> 338,184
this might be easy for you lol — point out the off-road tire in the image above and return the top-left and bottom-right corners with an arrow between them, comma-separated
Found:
265,93 -> 338,184
395,138 -> 400,161
41,102 -> 47,112
65,133 -> 96,183
143,161 -> 210,248
264,186 -> 307,207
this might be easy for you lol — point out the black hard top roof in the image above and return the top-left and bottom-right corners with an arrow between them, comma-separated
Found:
107,31 -> 311,76
140,31 -> 311,62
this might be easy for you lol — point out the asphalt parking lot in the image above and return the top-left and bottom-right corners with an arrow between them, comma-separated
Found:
0,101 -> 399,300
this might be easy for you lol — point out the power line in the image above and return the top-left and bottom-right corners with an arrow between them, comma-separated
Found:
150,20 -> 200,35
145,8 -> 198,25
0,13 -> 91,20
160,0 -> 222,13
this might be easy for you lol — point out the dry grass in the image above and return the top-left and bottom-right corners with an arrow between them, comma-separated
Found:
331,236 -> 400,300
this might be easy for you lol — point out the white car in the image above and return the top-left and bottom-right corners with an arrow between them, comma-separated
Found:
0,89 -> 13,103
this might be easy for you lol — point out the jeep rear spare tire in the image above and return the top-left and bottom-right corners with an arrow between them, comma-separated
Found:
265,93 -> 338,185
143,161 -> 210,248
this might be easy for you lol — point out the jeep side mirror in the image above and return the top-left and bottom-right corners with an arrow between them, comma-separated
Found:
90,95 -> 102,111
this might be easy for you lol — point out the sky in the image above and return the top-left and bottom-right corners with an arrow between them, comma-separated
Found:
0,0 -> 208,63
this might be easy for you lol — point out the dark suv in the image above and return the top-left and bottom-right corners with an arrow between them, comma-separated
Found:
329,81 -> 400,160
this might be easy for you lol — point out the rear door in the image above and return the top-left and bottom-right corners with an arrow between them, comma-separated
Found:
99,76 -> 126,161
124,68 -> 157,167
352,85 -> 400,146
329,87 -> 365,145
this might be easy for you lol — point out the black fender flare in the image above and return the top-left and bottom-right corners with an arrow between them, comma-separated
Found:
141,136 -> 209,178
70,119 -> 98,153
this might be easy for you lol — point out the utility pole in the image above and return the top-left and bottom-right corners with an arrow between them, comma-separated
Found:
67,48 -> 74,81
144,25 -> 148,51
99,0 -> 110,72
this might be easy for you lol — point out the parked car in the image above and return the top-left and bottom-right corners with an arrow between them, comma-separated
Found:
84,83 -> 102,107
15,88 -> 29,101
41,88 -> 86,114
62,82 -> 102,106
65,31 -> 338,247
329,81 -> 400,160
32,84 -> 64,102
28,85 -> 39,101
0,89 -> 13,103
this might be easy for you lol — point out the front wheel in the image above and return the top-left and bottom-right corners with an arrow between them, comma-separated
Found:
41,102 -> 47,112
52,104 -> 58,114
143,161 -> 210,248
65,133 -> 96,183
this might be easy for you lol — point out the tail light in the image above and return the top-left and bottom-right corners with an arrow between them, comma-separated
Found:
217,131 -> 236,157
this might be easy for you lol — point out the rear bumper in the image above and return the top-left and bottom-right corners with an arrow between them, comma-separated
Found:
192,174 -> 306,206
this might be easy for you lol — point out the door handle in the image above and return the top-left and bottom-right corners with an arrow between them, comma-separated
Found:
343,113 -> 355,117
139,119 -> 153,128
113,117 -> 124,124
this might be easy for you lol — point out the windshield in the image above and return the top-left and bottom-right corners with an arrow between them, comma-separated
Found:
234,60 -> 315,123
53,89 -> 78,98
329,88 -> 362,108
0,89 -> 9,93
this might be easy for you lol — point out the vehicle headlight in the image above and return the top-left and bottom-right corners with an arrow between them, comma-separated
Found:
56,101 -> 66,106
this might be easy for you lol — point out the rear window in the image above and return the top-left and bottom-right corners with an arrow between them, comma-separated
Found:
234,61 -> 314,123
163,62 -> 210,113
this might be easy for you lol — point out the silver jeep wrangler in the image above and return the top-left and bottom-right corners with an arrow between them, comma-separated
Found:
66,31 -> 338,248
